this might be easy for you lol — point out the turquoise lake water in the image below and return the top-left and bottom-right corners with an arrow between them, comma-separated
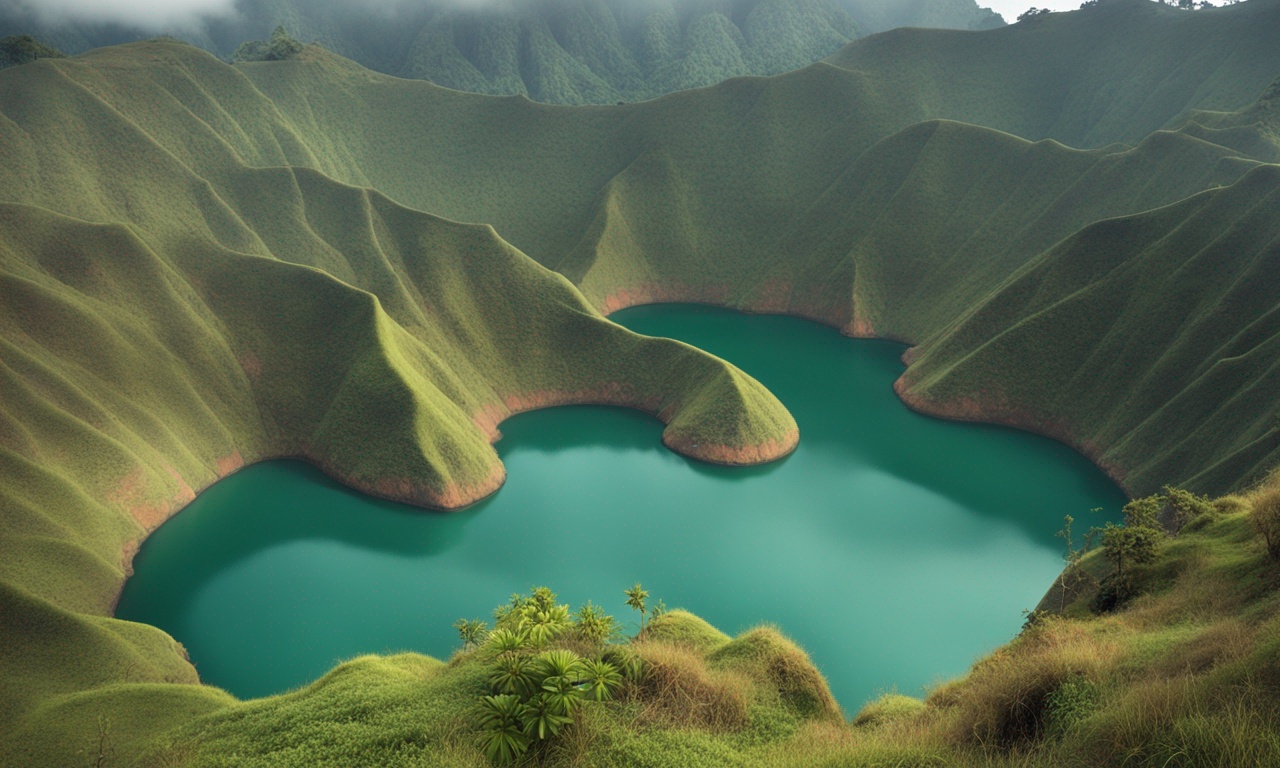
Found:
116,304 -> 1126,708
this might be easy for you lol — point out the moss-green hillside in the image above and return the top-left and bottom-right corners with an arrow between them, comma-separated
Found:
0,0 -> 1005,105
0,0 -> 862,105
826,0 -> 1280,148
0,40 -> 803,763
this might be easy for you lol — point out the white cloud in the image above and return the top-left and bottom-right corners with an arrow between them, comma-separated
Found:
9,0 -> 241,30
982,0 -> 1084,22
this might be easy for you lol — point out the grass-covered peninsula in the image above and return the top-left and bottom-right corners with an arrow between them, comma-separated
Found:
2,0 -> 1280,764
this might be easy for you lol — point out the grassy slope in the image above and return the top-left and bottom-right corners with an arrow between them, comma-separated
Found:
826,0 -> 1280,148
89,614 -> 842,768
0,0 -> 862,106
0,41 -> 798,761
899,163 -> 1280,496
218,35 -> 1278,496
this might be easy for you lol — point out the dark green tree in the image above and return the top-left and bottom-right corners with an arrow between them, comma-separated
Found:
0,35 -> 65,68
1101,522 -> 1161,581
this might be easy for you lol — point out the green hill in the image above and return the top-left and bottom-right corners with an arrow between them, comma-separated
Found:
0,0 -> 862,105
825,0 -> 1280,147
0,0 -> 1006,105
2,0 -> 1280,763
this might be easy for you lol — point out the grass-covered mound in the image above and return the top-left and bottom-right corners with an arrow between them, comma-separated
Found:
7,599 -> 840,767
11,467 -> 1280,768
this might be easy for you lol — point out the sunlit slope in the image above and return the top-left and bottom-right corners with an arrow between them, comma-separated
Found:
1179,76 -> 1280,163
900,164 -> 1280,497
7,39 -> 1275,499
0,46 -> 799,748
825,0 -> 1280,148
220,44 -> 1280,497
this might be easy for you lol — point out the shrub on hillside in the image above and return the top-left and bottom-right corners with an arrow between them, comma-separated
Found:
0,35 -> 64,68
233,27 -> 304,63
1163,486 -> 1214,533
464,587 -> 641,764
1250,485 -> 1280,561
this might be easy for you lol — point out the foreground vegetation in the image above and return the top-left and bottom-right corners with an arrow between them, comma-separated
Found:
12,474 -> 1280,767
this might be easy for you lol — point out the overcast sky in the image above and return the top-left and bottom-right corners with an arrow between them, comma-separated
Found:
984,0 -> 1086,21
4,0 -> 235,29
0,0 -> 1114,33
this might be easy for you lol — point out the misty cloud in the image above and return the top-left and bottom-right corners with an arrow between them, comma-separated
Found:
1,0 -> 529,31
5,0 -> 240,30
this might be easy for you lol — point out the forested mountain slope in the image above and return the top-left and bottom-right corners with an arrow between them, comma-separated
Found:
0,0 -> 1005,105
825,0 -> 1280,147
1,0 -> 864,104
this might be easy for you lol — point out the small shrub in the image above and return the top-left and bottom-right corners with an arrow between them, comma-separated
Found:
1044,675 -> 1100,736
1101,522 -> 1162,580
629,642 -> 751,730
1090,575 -> 1131,614
232,26 -> 303,63
1164,486 -> 1215,533
573,602 -> 618,647
1124,495 -> 1163,530
1250,485 -> 1280,561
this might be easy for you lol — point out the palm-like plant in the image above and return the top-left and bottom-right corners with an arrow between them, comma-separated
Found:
603,646 -> 645,683
536,649 -> 586,713
475,695 -> 529,765
575,602 -> 618,646
538,649 -> 584,679
489,654 -> 538,697
520,604 -> 572,647
519,693 -> 573,740
580,659 -> 623,701
624,583 -> 649,632
485,627 -> 528,656
454,618 -> 489,650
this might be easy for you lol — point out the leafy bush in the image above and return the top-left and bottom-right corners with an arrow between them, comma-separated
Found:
1045,675 -> 1101,736
0,35 -> 64,68
1164,486 -> 1215,533
233,27 -> 304,63
1250,485 -> 1280,561
465,587 -> 636,764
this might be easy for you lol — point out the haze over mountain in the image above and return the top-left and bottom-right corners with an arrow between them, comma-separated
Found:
0,0 -> 1003,103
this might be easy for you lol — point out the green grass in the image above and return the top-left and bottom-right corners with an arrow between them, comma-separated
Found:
825,0 -> 1280,148
13,484 -> 1280,767
1,3 -> 1280,764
